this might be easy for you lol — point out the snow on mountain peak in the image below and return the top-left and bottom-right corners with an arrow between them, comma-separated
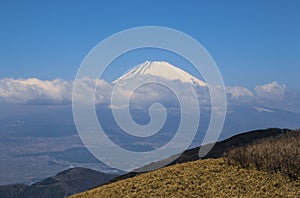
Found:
113,61 -> 206,87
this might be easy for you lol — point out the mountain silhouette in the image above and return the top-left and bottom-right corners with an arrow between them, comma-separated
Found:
0,167 -> 119,198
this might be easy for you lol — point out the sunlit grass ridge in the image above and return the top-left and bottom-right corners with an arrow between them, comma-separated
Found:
71,158 -> 299,197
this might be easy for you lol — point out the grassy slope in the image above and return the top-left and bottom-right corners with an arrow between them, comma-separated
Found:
71,158 -> 300,198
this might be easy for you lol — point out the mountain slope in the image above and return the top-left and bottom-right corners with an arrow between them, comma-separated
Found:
1,128 -> 296,198
71,158 -> 300,197
111,128 -> 291,181
0,167 -> 119,198
113,61 -> 206,86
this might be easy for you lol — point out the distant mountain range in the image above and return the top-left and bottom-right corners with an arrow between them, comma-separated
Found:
3,61 -> 297,142
0,167 -> 119,198
1,61 -> 299,142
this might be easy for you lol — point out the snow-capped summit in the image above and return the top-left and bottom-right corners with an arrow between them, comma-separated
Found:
113,61 -> 206,87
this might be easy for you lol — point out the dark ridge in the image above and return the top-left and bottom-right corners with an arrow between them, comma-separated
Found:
0,167 -> 119,198
173,128 -> 291,164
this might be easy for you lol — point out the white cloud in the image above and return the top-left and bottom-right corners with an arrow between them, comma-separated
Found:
226,86 -> 254,103
110,79 -> 198,110
0,77 -> 112,105
0,78 -> 72,104
0,78 -> 295,113
254,81 -> 286,101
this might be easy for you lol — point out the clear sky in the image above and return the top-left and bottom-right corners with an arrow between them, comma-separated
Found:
0,0 -> 300,89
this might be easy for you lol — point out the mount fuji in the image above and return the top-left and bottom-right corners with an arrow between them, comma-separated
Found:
113,61 -> 206,87
107,60 -> 300,142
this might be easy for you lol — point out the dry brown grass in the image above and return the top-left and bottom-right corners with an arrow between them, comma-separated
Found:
70,158 -> 300,198
225,130 -> 300,179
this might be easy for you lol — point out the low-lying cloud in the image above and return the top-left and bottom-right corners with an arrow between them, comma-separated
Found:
0,77 -> 295,112
0,78 -> 72,104
254,81 -> 286,101
226,86 -> 254,103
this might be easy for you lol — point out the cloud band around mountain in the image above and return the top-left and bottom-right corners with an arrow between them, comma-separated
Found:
0,77 -> 293,111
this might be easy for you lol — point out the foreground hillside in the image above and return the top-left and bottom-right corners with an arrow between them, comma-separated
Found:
111,128 -> 291,181
71,158 -> 300,198
1,128 -> 294,198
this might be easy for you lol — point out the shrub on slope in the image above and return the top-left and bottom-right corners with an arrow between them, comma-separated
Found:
225,130 -> 300,179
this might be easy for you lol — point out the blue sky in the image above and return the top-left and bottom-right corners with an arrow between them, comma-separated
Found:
0,0 -> 300,89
